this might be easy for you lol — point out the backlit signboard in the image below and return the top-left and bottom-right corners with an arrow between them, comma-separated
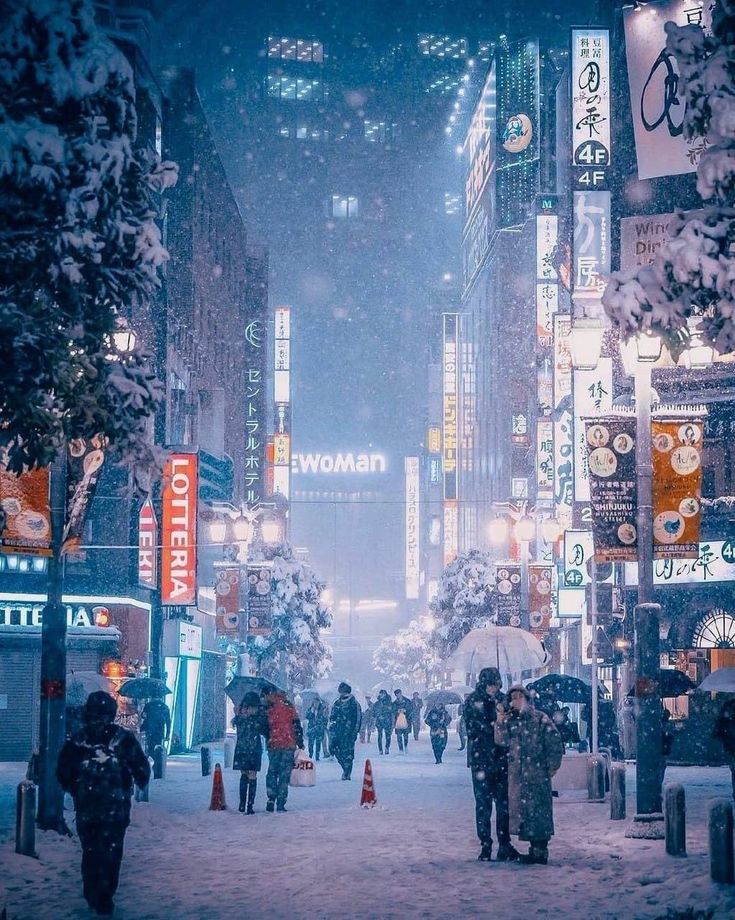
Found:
405,457 -> 420,600
572,359 -> 613,503
138,499 -> 157,589
161,453 -> 198,606
273,306 -> 291,500
443,314 -> 459,565
572,29 -> 611,190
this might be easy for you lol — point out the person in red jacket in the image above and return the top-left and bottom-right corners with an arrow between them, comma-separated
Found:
262,689 -> 304,812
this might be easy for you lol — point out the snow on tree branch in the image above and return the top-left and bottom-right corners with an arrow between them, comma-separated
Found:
429,549 -> 496,659
602,0 -> 735,354
372,620 -> 438,688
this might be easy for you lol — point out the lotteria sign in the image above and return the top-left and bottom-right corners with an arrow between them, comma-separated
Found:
291,453 -> 387,475
161,453 -> 198,606
0,601 -> 112,628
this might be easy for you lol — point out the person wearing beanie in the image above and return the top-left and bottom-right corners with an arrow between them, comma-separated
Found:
57,691 -> 150,915
463,668 -> 519,863
232,691 -> 269,813
495,684 -> 564,865
328,682 -> 362,779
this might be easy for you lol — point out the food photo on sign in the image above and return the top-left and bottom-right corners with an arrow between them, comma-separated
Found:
651,418 -> 704,559
585,416 -> 638,562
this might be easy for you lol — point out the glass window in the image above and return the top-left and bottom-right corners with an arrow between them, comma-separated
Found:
444,193 -> 461,215
417,33 -> 467,58
268,37 -> 323,63
330,195 -> 359,218
364,120 -> 397,143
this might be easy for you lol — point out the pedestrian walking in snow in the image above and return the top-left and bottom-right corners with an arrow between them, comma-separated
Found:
714,698 -> 735,800
660,706 -> 675,789
329,682 -> 362,779
425,702 -> 451,763
263,688 -> 304,812
458,696 -> 469,751
305,697 -> 328,761
360,695 -> 375,743
411,692 -> 424,741
393,689 -> 412,752
57,691 -> 150,916
494,684 -> 564,865
374,689 -> 394,754
232,692 -> 268,813
139,697 -> 171,757
464,668 -> 518,862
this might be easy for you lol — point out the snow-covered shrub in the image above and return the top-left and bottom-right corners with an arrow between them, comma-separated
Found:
249,542 -> 333,690
603,0 -> 735,354
0,0 -> 177,479
372,620 -> 438,688
429,549 -> 496,659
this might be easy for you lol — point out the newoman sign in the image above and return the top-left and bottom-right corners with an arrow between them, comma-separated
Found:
291,453 -> 387,475
161,453 -> 198,606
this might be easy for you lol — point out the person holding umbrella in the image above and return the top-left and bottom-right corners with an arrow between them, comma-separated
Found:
424,701 -> 451,763
139,697 -> 171,758
232,691 -> 269,813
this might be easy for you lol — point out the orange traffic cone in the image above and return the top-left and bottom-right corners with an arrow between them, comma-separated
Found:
209,763 -> 227,811
360,759 -> 377,808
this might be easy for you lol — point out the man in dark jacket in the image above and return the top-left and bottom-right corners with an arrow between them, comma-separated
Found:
329,682 -> 362,779
373,690 -> 394,754
411,692 -> 424,741
263,689 -> 304,812
57,691 -> 150,915
464,667 -> 519,862
714,698 -> 735,800
139,697 -> 171,757
393,689 -> 413,752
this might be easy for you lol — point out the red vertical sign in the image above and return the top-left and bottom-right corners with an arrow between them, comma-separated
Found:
161,453 -> 198,606
138,498 -> 158,589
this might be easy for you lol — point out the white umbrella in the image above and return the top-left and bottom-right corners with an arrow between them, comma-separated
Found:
447,626 -> 550,677
698,668 -> 735,693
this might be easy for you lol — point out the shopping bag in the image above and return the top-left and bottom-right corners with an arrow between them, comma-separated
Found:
395,712 -> 409,731
289,749 -> 316,788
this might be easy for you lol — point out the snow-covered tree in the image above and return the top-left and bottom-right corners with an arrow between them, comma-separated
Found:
603,0 -> 735,354
0,0 -> 177,478
249,542 -> 333,690
429,549 -> 496,659
372,619 -> 438,688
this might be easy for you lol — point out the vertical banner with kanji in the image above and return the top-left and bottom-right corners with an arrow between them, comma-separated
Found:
62,436 -> 106,554
652,419 -> 703,559
553,314 -> 574,530
528,564 -> 554,639
247,564 -> 273,636
494,564 -> 524,628
586,416 -> 638,562
214,565 -> 241,637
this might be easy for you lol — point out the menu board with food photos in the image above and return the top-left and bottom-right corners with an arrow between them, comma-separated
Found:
586,416 -> 638,562
651,419 -> 703,559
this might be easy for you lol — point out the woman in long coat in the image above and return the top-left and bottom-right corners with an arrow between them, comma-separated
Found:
494,684 -> 563,864
232,691 -> 268,813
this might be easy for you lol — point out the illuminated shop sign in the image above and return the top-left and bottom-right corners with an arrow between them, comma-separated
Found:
161,453 -> 198,606
571,28 -> 610,190
273,306 -> 292,499
405,457 -> 420,600
291,453 -> 387,475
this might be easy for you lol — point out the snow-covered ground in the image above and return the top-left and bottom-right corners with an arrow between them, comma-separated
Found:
1,738 -> 735,920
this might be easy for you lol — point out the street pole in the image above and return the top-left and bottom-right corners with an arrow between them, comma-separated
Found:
520,538 -> 530,630
37,455 -> 68,833
590,557 -> 599,754
635,362 -> 654,605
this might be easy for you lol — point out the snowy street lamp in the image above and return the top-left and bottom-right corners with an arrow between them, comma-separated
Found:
570,318 -> 605,371
111,318 -> 137,354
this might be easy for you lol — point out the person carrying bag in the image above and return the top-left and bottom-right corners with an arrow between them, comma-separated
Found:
289,749 -> 316,788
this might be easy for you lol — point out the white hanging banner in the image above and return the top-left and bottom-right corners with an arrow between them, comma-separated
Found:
573,358 -> 613,503
623,0 -> 707,181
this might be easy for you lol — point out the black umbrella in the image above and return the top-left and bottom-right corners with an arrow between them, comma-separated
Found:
425,689 -> 463,707
526,674 -> 594,704
118,677 -> 171,700
626,669 -> 696,698
225,676 -> 284,707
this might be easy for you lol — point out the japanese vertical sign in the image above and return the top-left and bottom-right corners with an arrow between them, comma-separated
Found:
623,1 -> 707,180
494,564 -> 524,629
537,421 -> 554,502
572,190 -> 611,313
573,358 -> 613,502
214,565 -> 241,637
553,315 -> 574,530
138,498 -> 158,589
652,419 -> 703,559
243,309 -> 267,509
563,529 -> 594,587
572,29 -> 611,191
536,197 -> 559,504
161,453 -> 198,606
273,307 -> 291,500
246,564 -> 273,636
62,436 -> 106,554
443,314 -> 459,565
585,416 -> 638,562
405,457 -> 420,600
528,564 -> 554,638
0,466 -> 51,556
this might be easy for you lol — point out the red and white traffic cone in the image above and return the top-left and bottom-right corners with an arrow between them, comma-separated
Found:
360,758 -> 377,808
209,763 -> 227,811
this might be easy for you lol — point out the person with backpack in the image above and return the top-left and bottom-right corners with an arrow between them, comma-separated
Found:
328,682 -> 362,780
373,689 -> 394,755
232,692 -> 269,813
392,689 -> 412,753
262,688 -> 304,812
139,697 -> 171,757
57,691 -> 150,916
425,702 -> 451,763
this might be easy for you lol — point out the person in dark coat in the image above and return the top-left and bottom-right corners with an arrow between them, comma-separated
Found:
360,695 -> 375,743
425,702 -> 451,763
57,691 -> 150,916
232,691 -> 268,813
411,692 -> 424,741
329,682 -> 362,779
392,689 -> 412,752
458,698 -> 468,751
464,667 -> 519,862
305,698 -> 328,761
373,689 -> 394,754
139,697 -> 171,757
660,706 -> 675,789
263,689 -> 304,812
714,698 -> 735,800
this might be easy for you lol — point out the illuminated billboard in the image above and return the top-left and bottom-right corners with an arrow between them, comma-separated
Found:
273,306 -> 291,499
443,314 -> 459,564
405,457 -> 420,600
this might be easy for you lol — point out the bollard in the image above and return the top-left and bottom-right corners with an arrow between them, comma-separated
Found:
153,744 -> 166,780
664,784 -> 686,856
135,782 -> 149,803
587,754 -> 605,802
709,799 -> 734,884
201,745 -> 211,777
610,762 -> 626,820
15,781 -> 36,858
223,737 -> 234,770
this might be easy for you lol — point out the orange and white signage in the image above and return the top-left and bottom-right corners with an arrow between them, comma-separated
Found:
138,498 -> 158,589
161,453 -> 198,606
